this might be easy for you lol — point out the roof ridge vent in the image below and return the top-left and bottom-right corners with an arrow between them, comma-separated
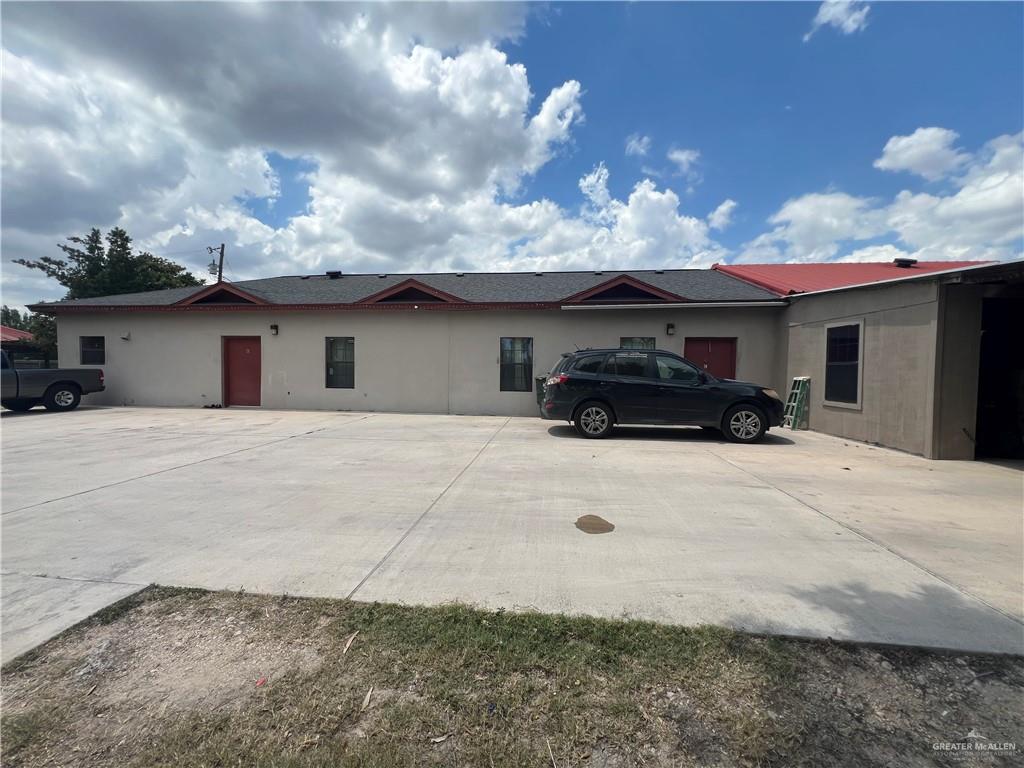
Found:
326,270 -> 343,279
535,271 -> 543,276
593,271 -> 603,275
893,257 -> 918,269
456,272 -> 464,277
378,274 -> 387,278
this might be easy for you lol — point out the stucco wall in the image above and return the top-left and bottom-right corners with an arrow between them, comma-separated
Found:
783,281 -> 940,456
56,306 -> 784,417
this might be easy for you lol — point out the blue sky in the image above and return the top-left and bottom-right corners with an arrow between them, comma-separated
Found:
3,1 -> 1023,307
515,1 -> 1023,248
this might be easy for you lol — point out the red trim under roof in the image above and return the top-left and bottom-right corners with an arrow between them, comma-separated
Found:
713,261 -> 992,296
356,278 -> 467,304
174,282 -> 270,305
562,274 -> 685,303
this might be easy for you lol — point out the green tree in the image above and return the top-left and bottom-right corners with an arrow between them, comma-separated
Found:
1,306 -> 28,330
14,227 -> 203,300
0,306 -> 56,360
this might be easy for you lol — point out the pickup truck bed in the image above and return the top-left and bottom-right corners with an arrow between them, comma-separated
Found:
1,351 -> 105,412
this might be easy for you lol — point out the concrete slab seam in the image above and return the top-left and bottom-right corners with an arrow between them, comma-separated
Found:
3,570 -> 149,588
346,416 -> 512,601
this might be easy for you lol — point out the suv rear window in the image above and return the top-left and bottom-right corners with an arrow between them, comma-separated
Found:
571,355 -> 604,374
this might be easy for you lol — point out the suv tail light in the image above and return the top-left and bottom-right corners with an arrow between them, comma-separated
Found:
545,373 -> 569,386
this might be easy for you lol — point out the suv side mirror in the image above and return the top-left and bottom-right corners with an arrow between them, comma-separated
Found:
697,371 -> 708,384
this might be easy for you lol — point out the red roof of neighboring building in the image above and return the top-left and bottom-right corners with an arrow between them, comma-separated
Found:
712,261 -> 991,296
1,325 -> 34,343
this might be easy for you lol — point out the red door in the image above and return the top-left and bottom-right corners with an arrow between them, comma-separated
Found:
684,337 -> 737,379
223,337 -> 261,406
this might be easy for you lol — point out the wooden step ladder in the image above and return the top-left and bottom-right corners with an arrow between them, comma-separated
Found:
782,377 -> 810,430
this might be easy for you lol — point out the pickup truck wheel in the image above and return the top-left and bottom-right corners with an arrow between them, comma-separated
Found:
43,383 -> 81,412
2,399 -> 35,412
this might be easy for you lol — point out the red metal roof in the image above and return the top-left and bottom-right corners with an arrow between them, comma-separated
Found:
712,261 -> 991,296
1,325 -> 34,342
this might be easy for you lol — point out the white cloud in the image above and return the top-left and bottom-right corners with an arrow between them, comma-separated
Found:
837,244 -> 912,263
739,130 -> 1023,264
885,131 -> 1024,260
873,127 -> 970,181
738,192 -> 887,263
1,3 -> 1019,311
625,133 -> 651,157
667,148 -> 700,176
803,1 -> 870,42
707,199 -> 737,231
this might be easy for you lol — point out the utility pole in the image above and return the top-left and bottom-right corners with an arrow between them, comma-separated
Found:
207,243 -> 225,283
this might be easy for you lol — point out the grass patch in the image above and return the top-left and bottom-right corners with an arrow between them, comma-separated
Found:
1,586 -> 1021,767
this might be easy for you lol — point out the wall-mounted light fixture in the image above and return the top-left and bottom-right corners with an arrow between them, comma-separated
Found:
120,331 -> 131,341
270,324 -> 279,336
666,323 -> 675,336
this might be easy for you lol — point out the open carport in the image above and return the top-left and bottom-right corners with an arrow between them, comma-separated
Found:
2,406 -> 1021,662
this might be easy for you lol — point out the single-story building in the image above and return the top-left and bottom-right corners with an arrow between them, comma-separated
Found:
28,258 -> 1024,460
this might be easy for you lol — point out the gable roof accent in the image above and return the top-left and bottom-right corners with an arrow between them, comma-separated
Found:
175,282 -> 269,306
562,275 -> 685,303
356,278 -> 466,304
712,261 -> 991,296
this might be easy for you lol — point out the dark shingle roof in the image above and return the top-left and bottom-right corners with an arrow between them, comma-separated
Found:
31,269 -> 781,309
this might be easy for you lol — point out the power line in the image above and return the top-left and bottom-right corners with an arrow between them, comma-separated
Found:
207,243 -> 225,283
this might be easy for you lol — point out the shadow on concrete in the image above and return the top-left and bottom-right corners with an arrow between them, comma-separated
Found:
977,458 -> 1024,473
730,580 -> 1024,655
545,423 -> 796,446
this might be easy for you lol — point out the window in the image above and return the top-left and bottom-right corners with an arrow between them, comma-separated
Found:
824,322 -> 862,407
80,336 -> 105,365
572,355 -> 605,374
325,337 -> 355,389
499,337 -> 533,391
655,355 -> 700,384
607,352 -> 651,378
620,337 -> 656,350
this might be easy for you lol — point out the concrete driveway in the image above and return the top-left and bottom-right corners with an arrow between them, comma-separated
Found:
2,406 -> 1022,662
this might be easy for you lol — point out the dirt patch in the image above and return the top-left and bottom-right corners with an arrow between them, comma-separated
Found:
2,587 -> 1021,767
576,514 -> 615,534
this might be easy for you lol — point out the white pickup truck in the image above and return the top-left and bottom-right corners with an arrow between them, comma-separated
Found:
0,351 -> 105,412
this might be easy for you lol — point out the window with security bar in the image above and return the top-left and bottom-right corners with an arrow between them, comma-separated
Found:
620,337 -> 655,350
325,337 -> 355,389
499,337 -> 533,392
824,323 -> 861,406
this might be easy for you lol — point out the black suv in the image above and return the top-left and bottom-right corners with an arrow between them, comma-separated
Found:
538,348 -> 784,442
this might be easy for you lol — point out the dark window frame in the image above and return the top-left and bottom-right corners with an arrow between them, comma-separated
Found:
823,320 -> 863,408
654,354 -> 701,385
607,351 -> 655,379
325,336 -> 355,389
499,337 -> 533,392
79,336 -> 105,365
619,336 -> 656,350
570,354 -> 606,374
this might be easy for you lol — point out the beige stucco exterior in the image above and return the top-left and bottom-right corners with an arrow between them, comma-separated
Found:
51,266 -> 1015,459
782,278 -> 1001,460
56,306 -> 784,417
